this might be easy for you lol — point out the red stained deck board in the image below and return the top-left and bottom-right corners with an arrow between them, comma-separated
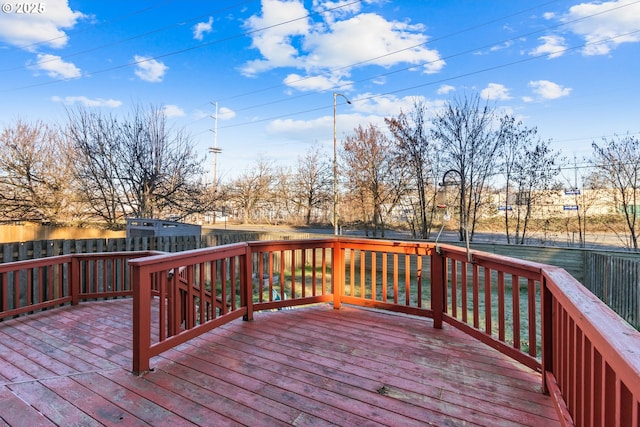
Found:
0,341 -> 56,381
70,371 -> 200,426
38,376 -> 143,425
0,356 -> 36,385
290,306 -> 543,399
0,328 -> 94,376
7,381 -> 101,427
104,368 -> 279,427
0,387 -> 55,426
159,347 -> 387,427
0,299 -> 560,426
12,311 -> 131,367
195,308 -> 557,426
3,319 -> 119,372
140,366 -> 292,426
288,306 -> 549,394
180,332 -> 489,426
298,307 -> 538,382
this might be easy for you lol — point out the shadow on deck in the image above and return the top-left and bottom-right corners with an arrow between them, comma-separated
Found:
0,299 -> 559,426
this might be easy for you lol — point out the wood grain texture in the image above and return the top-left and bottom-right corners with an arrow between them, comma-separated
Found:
0,299 -> 559,426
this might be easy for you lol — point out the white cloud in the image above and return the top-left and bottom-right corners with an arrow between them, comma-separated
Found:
283,73 -> 352,92
266,112 -> 371,144
0,0 -> 85,51
481,83 -> 512,101
437,85 -> 455,95
311,0 -> 365,23
193,106 -> 236,120
133,55 -> 168,82
304,13 -> 443,74
163,105 -> 185,118
475,40 -> 514,55
268,117 -> 322,134
51,96 -> 121,107
560,0 -> 640,56
265,93 -> 441,144
528,80 -> 572,100
193,17 -> 213,41
31,53 -> 81,79
529,35 -> 567,59
241,0 -> 310,75
241,1 -> 444,89
219,107 -> 236,120
351,93 -> 437,117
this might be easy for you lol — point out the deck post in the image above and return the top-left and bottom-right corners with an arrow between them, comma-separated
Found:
332,239 -> 342,309
541,273 -> 554,394
243,245 -> 254,321
132,263 -> 152,375
430,248 -> 445,329
70,255 -> 80,305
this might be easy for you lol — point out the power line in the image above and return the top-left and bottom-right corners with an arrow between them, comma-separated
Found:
4,0 -> 638,147
2,0 -> 180,54
2,0 -> 362,92
0,1 -> 256,73
198,0 -> 638,130
218,29 -> 640,131
216,0 -> 562,103
218,0 -> 639,121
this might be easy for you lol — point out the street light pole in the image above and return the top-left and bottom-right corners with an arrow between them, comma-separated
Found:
333,92 -> 351,235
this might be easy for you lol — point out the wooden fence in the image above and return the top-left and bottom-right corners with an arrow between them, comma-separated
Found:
0,231 -> 313,263
584,252 -> 640,329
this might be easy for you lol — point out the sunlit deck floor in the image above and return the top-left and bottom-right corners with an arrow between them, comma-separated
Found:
0,299 -> 560,426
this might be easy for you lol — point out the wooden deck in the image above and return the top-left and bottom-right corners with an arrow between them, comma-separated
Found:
0,299 -> 560,426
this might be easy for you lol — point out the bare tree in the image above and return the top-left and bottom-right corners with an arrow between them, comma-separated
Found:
431,93 -> 503,242
591,134 -> 640,250
499,116 -> 561,244
342,124 -> 409,237
228,157 -> 275,224
122,105 -> 209,218
511,139 -> 562,244
386,100 -> 442,239
292,146 -> 332,225
559,160 -> 603,248
0,119 -> 72,222
271,165 -> 296,225
66,105 -> 207,228
500,116 -> 529,243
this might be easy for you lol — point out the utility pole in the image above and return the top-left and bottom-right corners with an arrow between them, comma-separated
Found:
208,102 -> 222,190
574,155 -> 579,191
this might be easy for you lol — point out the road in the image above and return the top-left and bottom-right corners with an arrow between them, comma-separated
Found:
204,223 -> 636,252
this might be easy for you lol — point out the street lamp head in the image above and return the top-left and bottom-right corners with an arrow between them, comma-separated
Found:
334,92 -> 351,105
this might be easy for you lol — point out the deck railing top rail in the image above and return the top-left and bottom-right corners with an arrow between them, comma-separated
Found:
543,266 -> 640,399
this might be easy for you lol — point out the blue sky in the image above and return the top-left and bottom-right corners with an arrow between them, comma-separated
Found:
0,0 -> 638,183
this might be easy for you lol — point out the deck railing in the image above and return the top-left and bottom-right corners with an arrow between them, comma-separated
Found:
0,251 -> 159,319
2,237 -> 639,426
